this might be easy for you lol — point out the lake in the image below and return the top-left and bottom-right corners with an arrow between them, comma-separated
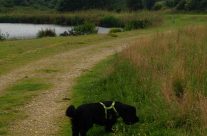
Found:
0,23 -> 111,39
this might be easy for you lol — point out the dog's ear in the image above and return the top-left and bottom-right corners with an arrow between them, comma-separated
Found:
66,105 -> 76,118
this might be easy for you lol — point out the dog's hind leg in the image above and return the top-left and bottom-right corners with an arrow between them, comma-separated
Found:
72,121 -> 80,136
79,124 -> 92,136
72,126 -> 79,136
80,131 -> 87,136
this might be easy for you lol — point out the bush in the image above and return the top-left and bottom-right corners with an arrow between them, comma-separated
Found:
124,19 -> 151,31
153,1 -> 166,10
99,16 -> 123,27
0,30 -> 9,40
69,22 -> 97,35
37,28 -> 56,38
109,28 -> 123,33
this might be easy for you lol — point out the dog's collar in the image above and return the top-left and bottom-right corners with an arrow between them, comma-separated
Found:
99,101 -> 119,119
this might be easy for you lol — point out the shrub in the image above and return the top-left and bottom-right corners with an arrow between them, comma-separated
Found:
99,16 -> 123,27
69,22 -> 97,35
124,19 -> 151,31
153,1 -> 166,10
0,30 -> 9,40
109,28 -> 123,33
37,28 -> 56,38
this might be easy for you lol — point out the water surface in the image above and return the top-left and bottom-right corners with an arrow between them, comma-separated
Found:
0,23 -> 110,39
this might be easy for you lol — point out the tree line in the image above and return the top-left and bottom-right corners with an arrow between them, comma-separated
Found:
0,0 -> 206,11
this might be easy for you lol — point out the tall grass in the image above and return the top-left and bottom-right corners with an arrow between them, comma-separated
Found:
120,25 -> 207,135
66,25 -> 207,135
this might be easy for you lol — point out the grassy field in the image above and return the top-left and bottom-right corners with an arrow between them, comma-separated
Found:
0,13 -> 207,135
64,25 -> 207,136
0,34 -> 118,75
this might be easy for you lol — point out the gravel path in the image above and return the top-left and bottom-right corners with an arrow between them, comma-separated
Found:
3,37 -> 133,136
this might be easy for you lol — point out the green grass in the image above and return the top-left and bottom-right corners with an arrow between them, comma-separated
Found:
61,57 -> 175,136
61,25 -> 207,135
0,34 -> 118,75
0,78 -> 51,135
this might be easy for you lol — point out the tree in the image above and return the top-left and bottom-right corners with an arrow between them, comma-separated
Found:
143,0 -> 156,9
200,0 -> 207,10
57,0 -> 83,11
127,0 -> 143,10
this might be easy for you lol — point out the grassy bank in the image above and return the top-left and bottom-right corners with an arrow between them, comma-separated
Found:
63,25 -> 207,135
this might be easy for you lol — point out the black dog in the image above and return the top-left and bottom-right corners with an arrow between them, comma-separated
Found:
66,101 -> 139,136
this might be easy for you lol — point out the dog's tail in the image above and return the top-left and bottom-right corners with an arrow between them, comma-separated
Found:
66,105 -> 76,118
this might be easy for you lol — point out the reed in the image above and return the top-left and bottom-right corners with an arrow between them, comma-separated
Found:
0,10 -> 163,29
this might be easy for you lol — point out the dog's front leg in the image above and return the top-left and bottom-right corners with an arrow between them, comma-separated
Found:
105,118 -> 117,133
105,122 -> 114,133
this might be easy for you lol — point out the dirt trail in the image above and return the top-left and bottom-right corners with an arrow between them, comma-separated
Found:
4,37 -> 134,136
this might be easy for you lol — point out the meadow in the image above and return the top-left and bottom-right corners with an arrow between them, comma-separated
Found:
0,12 -> 207,135
65,25 -> 207,136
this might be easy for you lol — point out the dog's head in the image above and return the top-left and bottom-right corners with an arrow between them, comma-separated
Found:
118,104 -> 139,125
